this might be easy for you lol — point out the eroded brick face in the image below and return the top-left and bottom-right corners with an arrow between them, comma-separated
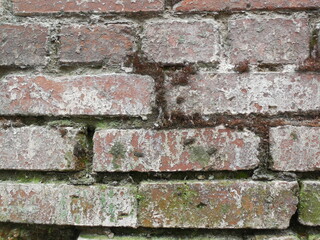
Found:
0,126 -> 87,171
138,181 -> 298,229
60,24 -> 136,65
93,126 -> 260,172
174,0 -> 320,12
12,0 -> 164,15
0,74 -> 155,116
142,20 -> 220,64
228,17 -> 309,64
0,24 -> 48,66
0,183 -> 137,227
166,73 -> 320,115
270,126 -> 320,172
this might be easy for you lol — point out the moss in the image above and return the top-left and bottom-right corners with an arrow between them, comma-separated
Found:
190,146 -> 210,166
234,172 -> 251,179
17,174 -> 43,183
135,194 -> 146,201
175,184 -> 198,202
47,120 -> 82,128
95,120 -> 121,129
308,234 -> 320,240
299,185 -> 320,224
80,234 -> 109,239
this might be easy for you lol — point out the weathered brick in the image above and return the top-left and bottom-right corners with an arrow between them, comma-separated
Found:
0,183 -> 137,227
166,73 -> 320,115
0,225 -> 75,240
0,125 -> 87,171
228,17 -> 309,64
0,24 -> 48,66
138,181 -> 298,229
12,0 -> 164,15
142,20 -> 220,64
78,235 -> 241,240
299,181 -> 320,226
174,0 -> 320,12
93,126 -> 260,172
270,126 -> 320,172
0,74 -> 154,116
60,24 -> 135,65
248,232 -> 300,240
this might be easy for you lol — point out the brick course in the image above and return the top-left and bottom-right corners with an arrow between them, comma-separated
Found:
93,126 -> 260,172
166,73 -> 320,115
228,17 -> 309,65
60,24 -> 136,65
270,126 -> 320,172
174,0 -> 320,12
0,183 -> 137,227
0,24 -> 48,66
0,74 -> 155,116
12,0 -> 164,15
138,181 -> 298,229
0,125 -> 87,171
142,20 -> 220,64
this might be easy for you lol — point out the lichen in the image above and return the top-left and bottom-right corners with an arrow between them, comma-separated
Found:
109,142 -> 126,169
190,146 -> 210,166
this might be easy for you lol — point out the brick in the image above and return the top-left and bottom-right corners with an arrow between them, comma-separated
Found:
138,181 -> 298,229
78,235 -> 241,240
0,125 -> 87,171
299,181 -> 320,226
228,17 -> 309,64
166,73 -> 320,115
174,0 -> 320,12
12,0 -> 164,15
60,24 -> 135,65
0,225 -> 75,240
0,74 -> 155,116
270,126 -> 320,172
142,20 -> 220,64
93,126 -> 260,172
0,24 -> 48,66
0,183 -> 137,227
248,232 -> 300,240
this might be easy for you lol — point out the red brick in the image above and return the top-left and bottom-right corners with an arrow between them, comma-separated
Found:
12,0 -> 164,15
0,183 -> 137,226
228,17 -> 309,64
0,24 -> 48,66
166,73 -> 320,115
60,24 -> 135,65
138,181 -> 298,229
0,74 -> 155,116
174,0 -> 320,12
270,126 -> 320,172
0,125 -> 87,171
142,20 -> 220,64
93,126 -> 260,172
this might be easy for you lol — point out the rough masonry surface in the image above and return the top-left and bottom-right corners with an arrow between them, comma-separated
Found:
0,74 -> 155,116
0,125 -> 87,171
138,181 -> 298,229
93,126 -> 260,172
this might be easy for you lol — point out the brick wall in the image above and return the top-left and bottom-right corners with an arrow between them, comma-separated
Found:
0,0 -> 320,239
